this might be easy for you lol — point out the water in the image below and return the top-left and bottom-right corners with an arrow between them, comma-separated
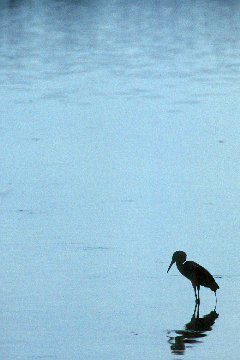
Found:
0,0 -> 240,358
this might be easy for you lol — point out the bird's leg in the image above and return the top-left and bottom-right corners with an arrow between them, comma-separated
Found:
193,302 -> 197,318
196,302 -> 200,318
193,285 -> 198,303
197,286 -> 200,304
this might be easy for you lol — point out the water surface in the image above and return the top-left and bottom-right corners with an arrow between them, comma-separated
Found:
0,0 -> 240,359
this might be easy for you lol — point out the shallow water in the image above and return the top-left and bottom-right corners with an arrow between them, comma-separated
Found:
0,0 -> 240,359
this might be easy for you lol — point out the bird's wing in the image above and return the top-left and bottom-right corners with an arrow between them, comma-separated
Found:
185,261 -> 219,290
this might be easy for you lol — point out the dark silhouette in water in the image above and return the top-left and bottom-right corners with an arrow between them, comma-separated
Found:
167,251 -> 219,303
168,303 -> 219,355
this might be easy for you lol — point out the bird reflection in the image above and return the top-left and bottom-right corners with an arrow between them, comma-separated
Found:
167,303 -> 219,355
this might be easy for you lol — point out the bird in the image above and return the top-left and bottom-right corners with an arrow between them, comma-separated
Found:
167,251 -> 219,304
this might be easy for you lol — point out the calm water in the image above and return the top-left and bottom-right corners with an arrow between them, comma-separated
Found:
0,0 -> 240,359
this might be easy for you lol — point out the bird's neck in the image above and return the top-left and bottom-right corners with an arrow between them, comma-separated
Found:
176,261 -> 185,274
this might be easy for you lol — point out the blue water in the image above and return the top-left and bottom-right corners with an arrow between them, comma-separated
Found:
0,0 -> 240,359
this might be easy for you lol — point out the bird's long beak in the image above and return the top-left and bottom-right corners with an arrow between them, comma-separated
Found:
167,260 -> 174,273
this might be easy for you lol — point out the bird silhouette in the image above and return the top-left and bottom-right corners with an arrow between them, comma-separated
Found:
167,251 -> 219,303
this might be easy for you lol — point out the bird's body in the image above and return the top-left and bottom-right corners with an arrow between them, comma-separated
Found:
167,251 -> 219,303
176,260 -> 219,292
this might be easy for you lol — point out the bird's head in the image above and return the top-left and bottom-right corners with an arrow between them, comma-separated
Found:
167,251 -> 187,273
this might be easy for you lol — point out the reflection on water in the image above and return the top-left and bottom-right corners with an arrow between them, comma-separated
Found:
167,304 -> 219,356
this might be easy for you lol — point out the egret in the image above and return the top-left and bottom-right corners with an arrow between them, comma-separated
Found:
167,251 -> 219,303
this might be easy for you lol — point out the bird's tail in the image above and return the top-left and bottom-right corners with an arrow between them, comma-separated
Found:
211,280 -> 219,292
